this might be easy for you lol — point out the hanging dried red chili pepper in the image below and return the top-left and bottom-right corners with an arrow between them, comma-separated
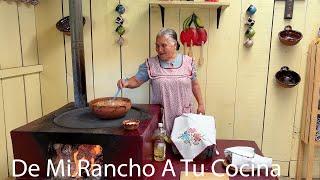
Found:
180,13 -> 208,66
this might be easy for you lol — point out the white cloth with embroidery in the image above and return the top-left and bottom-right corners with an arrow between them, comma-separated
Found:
171,113 -> 216,160
224,146 -> 273,169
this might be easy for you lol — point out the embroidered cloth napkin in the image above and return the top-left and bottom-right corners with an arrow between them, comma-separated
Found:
171,113 -> 216,160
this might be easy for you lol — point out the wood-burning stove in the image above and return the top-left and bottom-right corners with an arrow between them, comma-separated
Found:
11,104 -> 161,179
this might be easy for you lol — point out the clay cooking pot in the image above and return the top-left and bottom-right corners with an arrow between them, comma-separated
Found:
275,66 -> 301,88
89,97 -> 132,119
278,25 -> 303,46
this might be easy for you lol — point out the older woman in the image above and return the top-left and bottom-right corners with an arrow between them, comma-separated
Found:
117,28 -> 204,134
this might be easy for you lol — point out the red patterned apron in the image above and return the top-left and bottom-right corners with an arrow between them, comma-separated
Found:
146,55 -> 194,135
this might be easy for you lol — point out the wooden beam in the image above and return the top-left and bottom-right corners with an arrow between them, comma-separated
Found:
0,65 -> 43,79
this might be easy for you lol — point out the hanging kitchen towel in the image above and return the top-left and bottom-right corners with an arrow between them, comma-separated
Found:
171,113 -> 216,160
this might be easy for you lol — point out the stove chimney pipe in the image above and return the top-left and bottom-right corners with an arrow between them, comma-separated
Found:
69,0 -> 87,108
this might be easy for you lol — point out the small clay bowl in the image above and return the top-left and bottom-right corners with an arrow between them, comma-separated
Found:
122,119 -> 140,130
56,16 -> 86,36
275,66 -> 301,88
279,25 -> 303,46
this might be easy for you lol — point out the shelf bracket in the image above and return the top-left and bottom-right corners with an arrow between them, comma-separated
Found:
217,6 -> 222,29
275,0 -> 294,19
275,0 -> 304,19
159,5 -> 165,27
153,3 -> 228,29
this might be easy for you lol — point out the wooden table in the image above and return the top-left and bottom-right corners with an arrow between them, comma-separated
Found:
148,140 -> 278,180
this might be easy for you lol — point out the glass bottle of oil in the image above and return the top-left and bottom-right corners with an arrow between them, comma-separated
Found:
153,123 -> 166,161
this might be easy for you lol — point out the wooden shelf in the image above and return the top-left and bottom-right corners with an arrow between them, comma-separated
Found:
316,141 -> 320,147
149,0 -> 230,29
149,0 -> 230,9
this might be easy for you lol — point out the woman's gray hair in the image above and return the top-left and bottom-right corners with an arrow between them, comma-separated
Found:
157,28 -> 180,50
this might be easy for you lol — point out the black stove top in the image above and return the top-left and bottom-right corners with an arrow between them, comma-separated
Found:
53,106 -> 151,129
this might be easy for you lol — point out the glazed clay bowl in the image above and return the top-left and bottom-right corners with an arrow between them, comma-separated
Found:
275,66 -> 301,88
278,25 -> 303,46
122,119 -> 140,130
56,16 -> 86,36
89,97 -> 132,119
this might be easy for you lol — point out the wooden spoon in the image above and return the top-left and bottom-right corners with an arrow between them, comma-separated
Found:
199,41 -> 204,66
188,40 -> 193,58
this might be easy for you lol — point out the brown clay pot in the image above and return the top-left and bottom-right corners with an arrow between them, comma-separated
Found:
89,97 -> 132,119
278,25 -> 303,46
56,16 -> 86,36
275,66 -> 301,88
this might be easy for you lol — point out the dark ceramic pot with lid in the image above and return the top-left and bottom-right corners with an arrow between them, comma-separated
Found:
275,66 -> 301,88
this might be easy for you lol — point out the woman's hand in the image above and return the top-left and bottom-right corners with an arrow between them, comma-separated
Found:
192,80 -> 205,114
197,104 -> 205,114
117,77 -> 144,89
117,79 -> 129,89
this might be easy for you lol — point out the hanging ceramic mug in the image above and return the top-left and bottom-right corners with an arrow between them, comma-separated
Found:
116,25 -> 126,36
117,37 -> 125,46
244,38 -> 254,48
245,17 -> 255,27
246,5 -> 257,16
245,27 -> 255,38
115,16 -> 124,25
115,4 -> 126,14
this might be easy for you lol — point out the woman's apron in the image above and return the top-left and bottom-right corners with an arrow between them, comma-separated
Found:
146,55 -> 194,135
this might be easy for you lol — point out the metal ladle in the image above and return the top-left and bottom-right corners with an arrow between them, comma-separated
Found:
110,78 -> 127,105
113,88 -> 121,100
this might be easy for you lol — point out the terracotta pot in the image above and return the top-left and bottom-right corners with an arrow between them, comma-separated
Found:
275,66 -> 301,88
278,25 -> 303,46
89,97 -> 131,119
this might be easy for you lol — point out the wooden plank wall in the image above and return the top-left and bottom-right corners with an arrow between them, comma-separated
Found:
121,0 -> 149,104
91,0 -> 121,99
0,1 -> 42,177
35,0 -> 68,114
206,0 -> 241,140
262,0 -> 307,176
289,0 -> 320,178
234,0 -> 273,147
0,0 -> 320,178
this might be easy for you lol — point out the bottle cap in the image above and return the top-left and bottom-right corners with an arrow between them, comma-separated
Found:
158,123 -> 163,128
